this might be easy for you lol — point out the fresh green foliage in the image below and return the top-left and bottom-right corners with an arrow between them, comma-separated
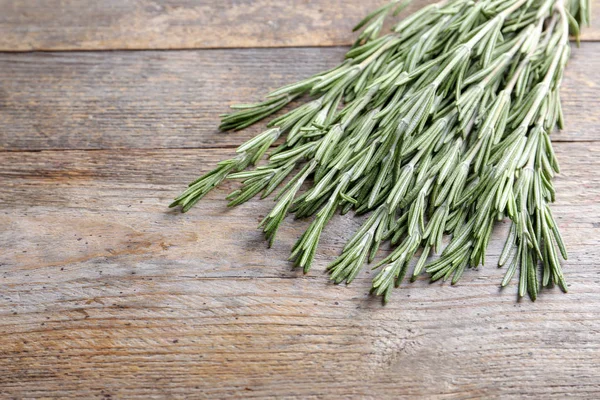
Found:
170,0 -> 590,303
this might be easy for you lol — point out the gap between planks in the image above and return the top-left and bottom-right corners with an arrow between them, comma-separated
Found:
3,137 -> 600,155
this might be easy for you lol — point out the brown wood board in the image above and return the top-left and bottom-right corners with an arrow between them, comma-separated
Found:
1,142 -> 600,398
0,0 -> 598,51
0,43 -> 598,151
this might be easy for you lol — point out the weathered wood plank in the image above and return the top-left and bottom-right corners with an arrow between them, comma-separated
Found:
0,42 -> 598,152
0,0 -> 598,51
1,143 -> 599,398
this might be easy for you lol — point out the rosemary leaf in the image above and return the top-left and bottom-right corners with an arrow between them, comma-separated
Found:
170,0 -> 589,303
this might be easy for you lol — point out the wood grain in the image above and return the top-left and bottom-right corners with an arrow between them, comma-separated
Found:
0,42 -> 598,152
0,0 -> 598,51
1,142 -> 599,398
2,1 -> 599,398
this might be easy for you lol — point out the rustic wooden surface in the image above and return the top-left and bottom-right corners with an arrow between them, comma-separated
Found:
1,2 -> 599,399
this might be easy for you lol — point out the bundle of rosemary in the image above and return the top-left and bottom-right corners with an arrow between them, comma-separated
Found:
171,0 -> 590,302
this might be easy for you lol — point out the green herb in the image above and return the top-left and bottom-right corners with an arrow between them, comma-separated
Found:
170,0 -> 590,303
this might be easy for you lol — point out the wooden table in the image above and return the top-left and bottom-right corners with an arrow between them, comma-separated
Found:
1,1 -> 599,398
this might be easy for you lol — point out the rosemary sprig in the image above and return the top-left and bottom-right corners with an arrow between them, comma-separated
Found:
170,0 -> 590,303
